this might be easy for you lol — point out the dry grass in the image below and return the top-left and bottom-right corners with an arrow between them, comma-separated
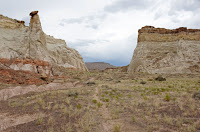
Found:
0,71 -> 200,131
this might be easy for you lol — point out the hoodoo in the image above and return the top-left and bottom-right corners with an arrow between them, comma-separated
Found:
128,26 -> 200,74
0,11 -> 88,76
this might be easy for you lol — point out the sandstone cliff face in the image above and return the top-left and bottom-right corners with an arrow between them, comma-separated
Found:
128,26 -> 200,74
0,11 -> 88,75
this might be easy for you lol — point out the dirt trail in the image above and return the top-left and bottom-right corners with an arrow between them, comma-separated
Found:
93,87 -> 123,132
0,113 -> 45,131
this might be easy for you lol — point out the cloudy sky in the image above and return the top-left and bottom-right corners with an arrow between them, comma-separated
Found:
1,0 -> 200,66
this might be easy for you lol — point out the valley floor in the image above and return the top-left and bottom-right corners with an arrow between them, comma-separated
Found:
0,71 -> 200,132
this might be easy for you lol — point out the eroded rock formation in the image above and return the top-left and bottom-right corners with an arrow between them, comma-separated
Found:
0,11 -> 88,77
128,26 -> 200,74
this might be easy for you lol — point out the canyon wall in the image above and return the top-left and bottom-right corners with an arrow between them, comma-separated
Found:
128,26 -> 200,74
0,11 -> 88,75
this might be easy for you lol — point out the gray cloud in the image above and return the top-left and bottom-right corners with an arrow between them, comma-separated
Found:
154,11 -> 163,20
168,0 -> 200,17
60,14 -> 107,29
151,0 -> 200,28
59,23 -> 64,27
61,17 -> 84,24
171,0 -> 200,12
85,24 -> 99,29
181,12 -> 200,29
166,0 -> 200,28
67,39 -> 110,49
0,0 -> 75,17
104,0 -> 153,13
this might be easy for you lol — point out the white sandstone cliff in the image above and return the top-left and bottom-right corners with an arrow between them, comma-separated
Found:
128,26 -> 200,74
0,11 -> 88,74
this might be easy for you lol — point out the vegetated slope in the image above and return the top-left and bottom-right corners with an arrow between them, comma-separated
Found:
128,26 -> 200,74
86,62 -> 116,70
0,71 -> 200,132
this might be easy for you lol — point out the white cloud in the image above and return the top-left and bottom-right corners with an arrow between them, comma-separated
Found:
60,13 -> 107,29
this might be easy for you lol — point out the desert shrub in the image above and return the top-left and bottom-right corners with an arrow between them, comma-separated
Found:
148,78 -> 153,81
68,92 -> 78,98
97,102 -> 103,108
103,98 -> 109,102
92,99 -> 97,103
195,120 -> 200,130
112,89 -> 116,92
164,93 -> 171,101
132,115 -> 136,122
193,91 -> 200,100
35,117 -> 44,125
113,125 -> 121,132
87,82 -> 96,86
115,80 -> 121,83
76,104 -> 82,109
140,81 -> 146,84
155,75 -> 166,81
105,91 -> 109,94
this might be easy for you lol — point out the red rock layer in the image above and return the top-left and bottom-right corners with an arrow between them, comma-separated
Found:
0,58 -> 50,66
0,69 -> 45,85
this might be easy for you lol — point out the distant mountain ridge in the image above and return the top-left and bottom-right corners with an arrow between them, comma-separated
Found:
85,62 -> 116,70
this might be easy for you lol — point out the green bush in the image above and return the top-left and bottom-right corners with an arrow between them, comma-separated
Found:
92,99 -> 97,103
77,104 -> 82,109
164,93 -> 171,101
97,102 -> 103,108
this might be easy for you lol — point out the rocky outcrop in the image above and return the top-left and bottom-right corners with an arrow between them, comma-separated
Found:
128,26 -> 200,74
0,15 -> 25,29
104,65 -> 128,73
138,26 -> 200,42
0,11 -> 88,76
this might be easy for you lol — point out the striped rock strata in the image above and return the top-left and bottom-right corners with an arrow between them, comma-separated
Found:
128,26 -> 200,74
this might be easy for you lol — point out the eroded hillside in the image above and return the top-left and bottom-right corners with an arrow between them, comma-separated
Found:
128,26 -> 200,74
0,11 -> 88,76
